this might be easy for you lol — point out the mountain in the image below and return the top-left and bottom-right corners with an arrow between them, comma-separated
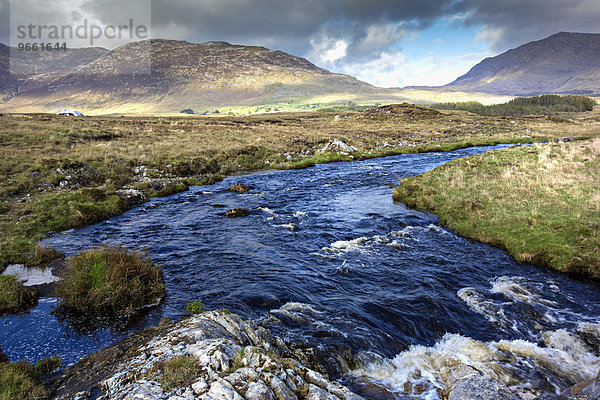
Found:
0,39 -> 390,114
446,32 -> 600,96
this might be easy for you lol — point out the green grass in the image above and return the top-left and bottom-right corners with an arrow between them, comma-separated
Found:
185,300 -> 204,314
55,245 -> 165,316
0,275 -> 37,315
155,355 -> 202,390
394,139 -> 600,278
0,360 -> 47,400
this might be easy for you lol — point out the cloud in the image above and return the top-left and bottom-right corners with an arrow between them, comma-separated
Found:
454,0 -> 600,52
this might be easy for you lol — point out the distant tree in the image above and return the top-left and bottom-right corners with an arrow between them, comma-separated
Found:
180,109 -> 194,114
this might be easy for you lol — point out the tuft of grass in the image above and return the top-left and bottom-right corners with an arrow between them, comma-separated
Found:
55,245 -> 165,316
0,360 -> 48,400
215,307 -> 231,315
0,275 -> 37,315
185,300 -> 204,314
34,355 -> 61,374
156,355 -> 202,390
394,139 -> 600,278
26,246 -> 64,269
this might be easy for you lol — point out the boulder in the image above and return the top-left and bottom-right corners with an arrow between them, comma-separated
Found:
317,139 -> 359,154
116,189 -> 146,207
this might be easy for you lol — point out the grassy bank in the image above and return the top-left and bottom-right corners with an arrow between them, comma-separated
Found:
394,139 -> 600,278
1,105 -> 599,277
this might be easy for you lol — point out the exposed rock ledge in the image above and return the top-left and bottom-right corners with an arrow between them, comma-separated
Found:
50,311 -> 363,400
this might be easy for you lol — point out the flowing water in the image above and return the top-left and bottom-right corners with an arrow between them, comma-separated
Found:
2,144 -> 599,399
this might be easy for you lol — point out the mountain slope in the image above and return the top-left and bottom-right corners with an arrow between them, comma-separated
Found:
0,39 -> 381,113
446,32 -> 600,96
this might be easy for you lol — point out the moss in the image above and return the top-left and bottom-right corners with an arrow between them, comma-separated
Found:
185,300 -> 204,314
55,245 -> 165,316
0,275 -> 37,315
149,182 -> 189,198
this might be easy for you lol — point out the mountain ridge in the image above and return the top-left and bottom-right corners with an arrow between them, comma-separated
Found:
445,31 -> 600,96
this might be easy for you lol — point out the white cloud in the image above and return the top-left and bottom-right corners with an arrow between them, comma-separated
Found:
309,35 -> 349,64
334,50 -> 489,88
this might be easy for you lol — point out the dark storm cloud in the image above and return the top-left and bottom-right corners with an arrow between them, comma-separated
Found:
453,0 -> 600,52
79,0 -> 454,58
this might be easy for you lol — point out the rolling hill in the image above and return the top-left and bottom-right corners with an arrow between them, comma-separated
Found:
446,32 -> 600,96
0,39 -> 402,114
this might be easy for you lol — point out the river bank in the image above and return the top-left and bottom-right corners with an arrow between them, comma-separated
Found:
393,138 -> 600,278
2,105 -> 597,281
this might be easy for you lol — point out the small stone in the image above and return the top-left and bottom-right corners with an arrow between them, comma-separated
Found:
193,379 -> 209,395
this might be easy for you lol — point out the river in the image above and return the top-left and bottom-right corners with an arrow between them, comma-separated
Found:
2,144 -> 599,399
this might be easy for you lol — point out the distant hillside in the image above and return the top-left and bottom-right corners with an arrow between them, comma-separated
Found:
0,39 -> 387,113
446,32 -> 600,96
0,44 -> 20,101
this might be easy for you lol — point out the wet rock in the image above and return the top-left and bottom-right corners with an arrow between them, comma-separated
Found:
445,366 -> 521,400
116,189 -> 146,207
563,371 -> 600,399
225,208 -> 251,218
229,183 -> 250,193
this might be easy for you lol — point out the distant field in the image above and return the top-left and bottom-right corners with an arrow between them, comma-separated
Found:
1,104 -> 598,273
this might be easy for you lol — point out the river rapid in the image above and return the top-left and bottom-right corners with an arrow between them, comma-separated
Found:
2,144 -> 599,399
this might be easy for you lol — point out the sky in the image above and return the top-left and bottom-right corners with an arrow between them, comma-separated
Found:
1,0 -> 599,87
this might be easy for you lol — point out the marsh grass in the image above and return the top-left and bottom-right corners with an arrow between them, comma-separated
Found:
394,139 -> 600,277
0,107 -> 598,273
0,275 -> 37,314
0,360 -> 47,400
55,245 -> 165,316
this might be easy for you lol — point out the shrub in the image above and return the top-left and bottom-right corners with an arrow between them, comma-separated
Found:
185,300 -> 204,314
55,245 -> 165,316
0,276 -> 37,315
